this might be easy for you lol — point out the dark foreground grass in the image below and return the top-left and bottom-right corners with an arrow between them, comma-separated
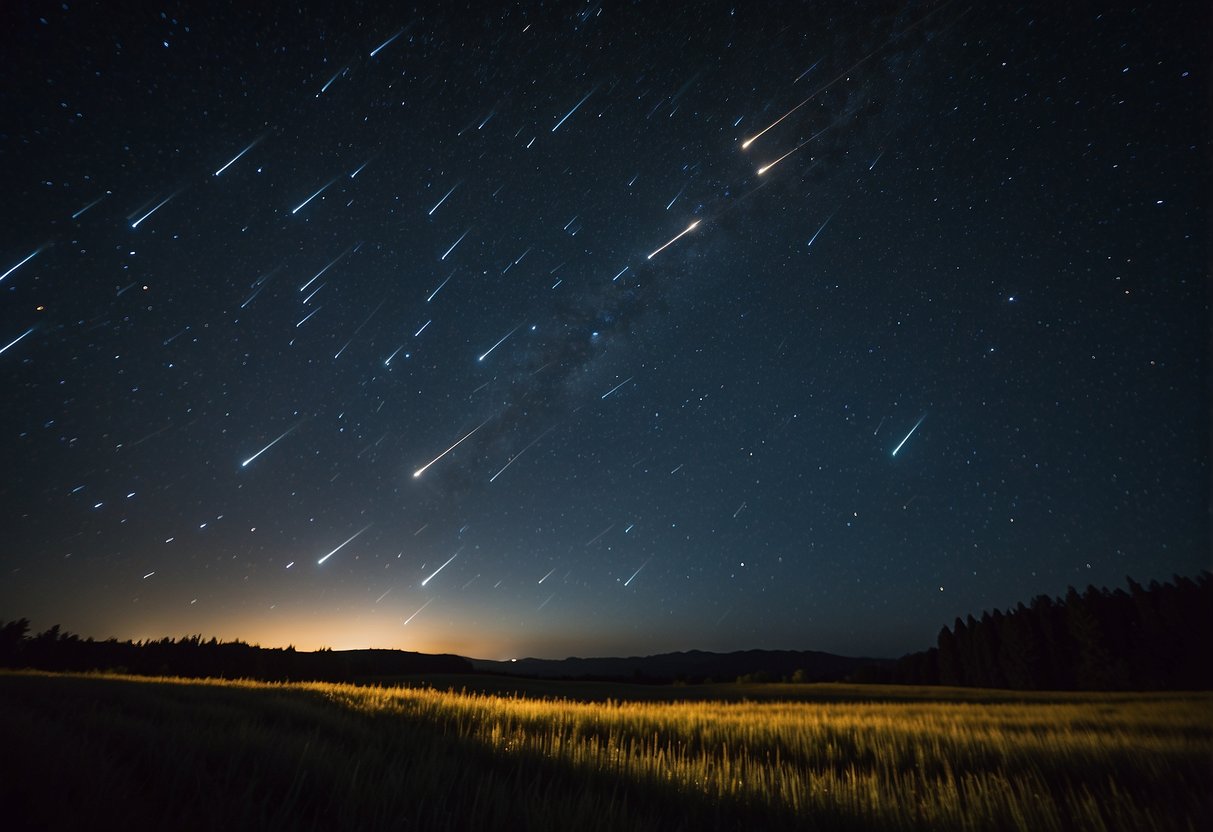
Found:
0,671 -> 1208,831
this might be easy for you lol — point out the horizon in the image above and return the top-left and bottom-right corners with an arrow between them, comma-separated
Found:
1,1 -> 1207,661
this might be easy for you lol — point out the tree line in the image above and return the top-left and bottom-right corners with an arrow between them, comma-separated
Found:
857,573 -> 1212,690
0,623 -> 472,682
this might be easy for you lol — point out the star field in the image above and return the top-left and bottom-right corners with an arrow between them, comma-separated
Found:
1,0 -> 1207,659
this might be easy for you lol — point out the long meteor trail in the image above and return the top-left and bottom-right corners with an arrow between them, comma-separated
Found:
1,247 -> 43,282
646,220 -> 700,260
369,29 -> 404,57
756,111 -> 855,176
421,551 -> 459,586
551,87 -> 595,132
214,138 -> 260,176
413,417 -> 492,478
428,184 -> 458,216
299,247 -> 351,292
131,193 -> 176,228
441,228 -> 471,260
317,523 -> 373,565
291,179 -> 337,215
807,211 -> 836,248
0,327 -> 35,356
891,414 -> 927,457
402,598 -> 434,625
624,557 -> 652,587
489,426 -> 555,483
241,422 -> 302,467
478,325 -> 519,362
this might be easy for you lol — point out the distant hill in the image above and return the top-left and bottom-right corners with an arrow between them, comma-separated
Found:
0,623 -> 473,682
472,648 -> 888,683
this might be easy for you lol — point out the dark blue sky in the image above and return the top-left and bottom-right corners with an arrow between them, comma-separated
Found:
1,0 -> 1207,659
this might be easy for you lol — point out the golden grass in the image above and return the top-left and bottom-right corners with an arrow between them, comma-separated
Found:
2,670 -> 1208,831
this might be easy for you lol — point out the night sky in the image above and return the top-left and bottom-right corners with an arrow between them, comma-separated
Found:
1,1 -> 1207,661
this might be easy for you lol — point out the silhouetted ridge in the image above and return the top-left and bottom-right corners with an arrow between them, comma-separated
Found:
0,625 -> 471,682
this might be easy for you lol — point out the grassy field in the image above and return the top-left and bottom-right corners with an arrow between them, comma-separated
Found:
0,671 -> 1208,830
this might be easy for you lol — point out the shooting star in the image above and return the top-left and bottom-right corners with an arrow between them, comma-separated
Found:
624,557 -> 651,587
538,567 -> 557,584
370,29 -> 404,58
295,306 -> 322,327
646,220 -> 700,260
299,247 -> 351,292
489,426 -> 555,483
318,66 -> 346,95
551,87 -> 595,132
241,421 -> 302,467
317,523 -> 373,565
291,179 -> 337,215
891,414 -> 927,457
1,247 -> 43,283
585,524 -> 615,546
402,598 -> 434,625
0,327 -> 35,356
71,195 -> 107,220
214,138 -> 261,176
131,192 -> 176,228
600,376 -> 634,400
441,228 -> 471,260
741,36 -> 889,150
807,211 -> 836,248
413,416 -> 492,478
428,184 -> 458,216
478,325 -> 520,362
421,551 -> 459,586
427,270 -> 454,301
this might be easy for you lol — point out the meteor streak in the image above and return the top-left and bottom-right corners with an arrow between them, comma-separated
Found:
428,184 -> 457,216
427,270 -> 454,301
489,426 -> 554,483
624,557 -> 651,587
131,193 -> 176,228
299,247 -> 350,292
319,66 -> 346,95
441,228 -> 471,260
478,325 -> 519,361
551,87 -> 595,132
370,29 -> 404,57
600,376 -> 634,400
741,36 -> 888,150
1,247 -> 43,282
291,179 -> 337,215
646,220 -> 700,260
807,211 -> 836,247
891,414 -> 927,457
71,195 -> 107,219
317,523 -> 373,565
757,111 -> 855,176
402,598 -> 434,625
421,551 -> 459,586
214,138 -> 260,176
413,417 -> 492,478
241,422 -> 302,467
0,327 -> 35,356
